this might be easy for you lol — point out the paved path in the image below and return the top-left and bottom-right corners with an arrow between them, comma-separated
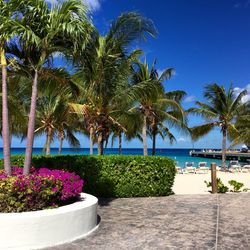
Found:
48,193 -> 250,250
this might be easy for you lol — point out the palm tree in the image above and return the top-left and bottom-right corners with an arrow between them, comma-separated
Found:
0,75 -> 29,145
189,84 -> 249,169
110,109 -> 143,154
73,12 -> 157,155
5,0 -> 91,174
228,102 -> 250,147
149,90 -> 187,155
35,82 -> 80,155
0,0 -> 16,175
131,60 -> 174,155
69,103 -> 97,155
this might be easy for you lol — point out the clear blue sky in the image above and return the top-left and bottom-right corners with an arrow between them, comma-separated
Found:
10,0 -> 250,149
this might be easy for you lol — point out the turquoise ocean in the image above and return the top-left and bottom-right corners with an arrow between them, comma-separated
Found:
2,148 -> 232,168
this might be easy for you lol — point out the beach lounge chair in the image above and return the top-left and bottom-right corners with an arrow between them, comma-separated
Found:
241,165 -> 250,173
196,162 -> 209,174
183,162 -> 196,174
216,166 -> 221,171
175,161 -> 184,174
175,166 -> 183,174
228,160 -> 242,172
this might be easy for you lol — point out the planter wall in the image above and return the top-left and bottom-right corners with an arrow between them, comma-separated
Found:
0,193 -> 98,250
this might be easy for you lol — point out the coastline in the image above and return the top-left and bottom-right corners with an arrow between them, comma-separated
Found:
0,147 -> 239,167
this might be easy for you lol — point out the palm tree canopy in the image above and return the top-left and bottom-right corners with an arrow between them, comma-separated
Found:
35,77 -> 80,148
228,102 -> 250,147
189,83 -> 250,140
72,12 -> 157,147
3,0 -> 92,72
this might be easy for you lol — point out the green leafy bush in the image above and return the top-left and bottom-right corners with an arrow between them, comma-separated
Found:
228,180 -> 245,192
205,178 -> 248,193
205,178 -> 229,193
0,155 -> 176,198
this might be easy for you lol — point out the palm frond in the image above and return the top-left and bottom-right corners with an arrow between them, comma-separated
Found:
190,123 -> 216,141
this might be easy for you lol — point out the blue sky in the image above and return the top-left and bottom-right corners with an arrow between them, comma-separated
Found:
10,0 -> 250,149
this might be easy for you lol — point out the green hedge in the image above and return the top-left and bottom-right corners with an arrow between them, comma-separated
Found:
0,155 -> 176,198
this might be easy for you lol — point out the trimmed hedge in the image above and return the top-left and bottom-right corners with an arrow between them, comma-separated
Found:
0,155 -> 176,198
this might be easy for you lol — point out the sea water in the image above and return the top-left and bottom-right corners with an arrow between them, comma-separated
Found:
2,147 -> 231,168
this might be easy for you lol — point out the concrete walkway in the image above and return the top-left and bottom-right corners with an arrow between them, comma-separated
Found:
48,193 -> 250,250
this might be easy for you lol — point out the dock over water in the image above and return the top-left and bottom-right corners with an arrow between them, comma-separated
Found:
190,150 -> 250,162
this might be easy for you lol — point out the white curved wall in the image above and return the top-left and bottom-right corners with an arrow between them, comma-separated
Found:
0,193 -> 98,250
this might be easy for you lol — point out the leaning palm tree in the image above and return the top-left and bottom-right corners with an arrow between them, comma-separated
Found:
131,60 -> 174,155
189,84 -> 249,169
74,12 -> 157,155
5,0 -> 91,174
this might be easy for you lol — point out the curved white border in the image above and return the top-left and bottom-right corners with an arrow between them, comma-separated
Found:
0,193 -> 98,250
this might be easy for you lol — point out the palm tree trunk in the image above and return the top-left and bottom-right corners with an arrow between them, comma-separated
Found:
97,133 -> 103,155
119,132 -> 122,155
152,129 -> 156,156
9,133 -> 12,148
1,49 -> 11,175
89,126 -> 94,155
46,130 -> 52,155
221,128 -> 227,170
58,138 -> 63,154
42,139 -> 47,154
142,115 -> 148,156
23,70 -> 38,175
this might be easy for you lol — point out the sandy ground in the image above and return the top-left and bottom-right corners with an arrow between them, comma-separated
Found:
173,172 -> 250,194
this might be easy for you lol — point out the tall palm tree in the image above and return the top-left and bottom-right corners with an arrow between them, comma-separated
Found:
74,12 -> 157,155
189,84 -> 249,169
0,75 -> 29,145
0,0 -> 16,175
6,0 -> 91,174
131,60 -> 174,155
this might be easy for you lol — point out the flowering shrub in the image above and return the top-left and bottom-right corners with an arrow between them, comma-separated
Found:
38,168 -> 84,201
0,167 -> 84,213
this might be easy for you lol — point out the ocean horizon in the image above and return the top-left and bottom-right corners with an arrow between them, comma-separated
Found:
1,147 -> 230,167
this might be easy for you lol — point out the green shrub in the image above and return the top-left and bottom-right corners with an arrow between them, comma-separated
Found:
228,180 -> 245,192
205,178 -> 248,193
205,178 -> 229,193
0,155 -> 176,198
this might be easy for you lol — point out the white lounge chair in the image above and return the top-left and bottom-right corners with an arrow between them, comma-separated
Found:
196,162 -> 209,174
228,160 -> 242,172
175,161 -> 184,174
175,166 -> 183,174
241,165 -> 250,173
216,166 -> 221,171
183,162 -> 196,174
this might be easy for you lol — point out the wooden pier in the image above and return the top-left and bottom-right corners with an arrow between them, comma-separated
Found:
190,150 -> 250,162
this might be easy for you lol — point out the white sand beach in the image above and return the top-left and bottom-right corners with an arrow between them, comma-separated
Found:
173,172 -> 250,194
